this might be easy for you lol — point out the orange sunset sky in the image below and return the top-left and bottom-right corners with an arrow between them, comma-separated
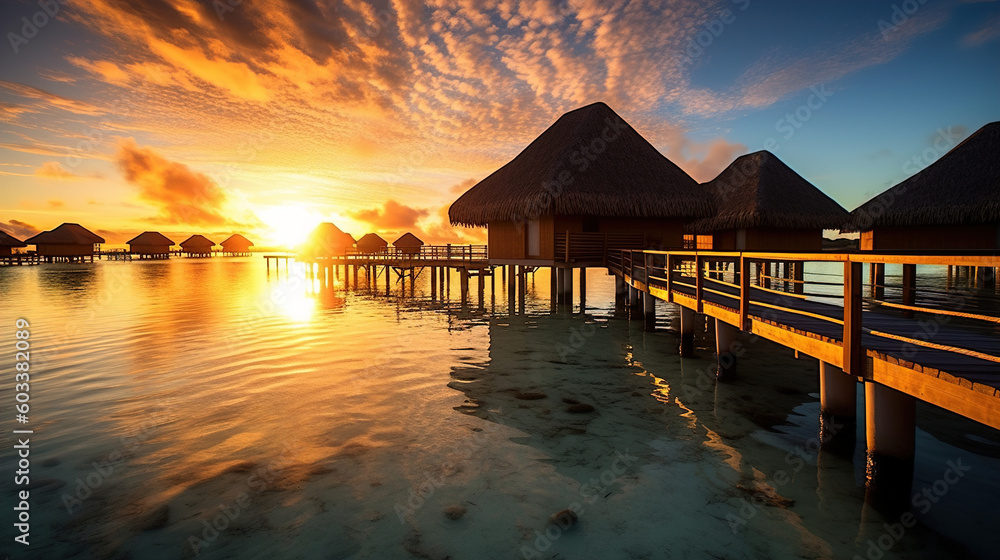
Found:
1,0 -> 998,248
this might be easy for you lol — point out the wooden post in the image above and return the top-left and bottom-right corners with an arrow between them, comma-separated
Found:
385,265 -> 391,296
519,266 -> 527,314
739,256 -> 750,330
579,267 -> 587,311
460,268 -> 469,305
695,255 -> 704,313
353,264 -> 359,287
643,289 -> 655,331
873,263 -> 885,300
508,265 -> 517,314
793,261 -> 804,295
843,261 -> 863,376
430,266 -> 437,299
549,266 -> 564,307
564,267 -> 574,310
478,268 -> 485,308
665,254 -> 673,299
715,318 -> 738,379
679,305 -> 695,357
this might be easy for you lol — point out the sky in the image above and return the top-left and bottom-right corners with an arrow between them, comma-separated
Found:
0,0 -> 998,248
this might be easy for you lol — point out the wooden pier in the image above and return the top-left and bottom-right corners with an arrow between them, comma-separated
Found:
265,245 -> 490,298
607,248 -> 1000,490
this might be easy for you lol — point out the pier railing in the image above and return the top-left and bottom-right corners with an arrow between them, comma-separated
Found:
555,232 -> 646,264
321,244 -> 489,262
611,249 -> 1000,379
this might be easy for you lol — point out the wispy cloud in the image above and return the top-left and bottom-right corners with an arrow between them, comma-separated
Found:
0,80 -> 105,116
962,13 -> 1000,46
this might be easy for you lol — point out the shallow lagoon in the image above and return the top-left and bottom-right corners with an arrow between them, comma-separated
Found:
1,257 -> 998,559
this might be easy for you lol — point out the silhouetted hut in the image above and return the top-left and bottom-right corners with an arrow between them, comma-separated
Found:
221,234 -> 254,256
0,230 -> 26,256
180,235 -> 215,257
303,222 -> 355,257
25,223 -> 105,262
356,233 -> 388,254
845,121 -> 1000,250
689,150 -> 850,251
449,102 -> 710,264
394,232 -> 424,255
127,231 -> 174,259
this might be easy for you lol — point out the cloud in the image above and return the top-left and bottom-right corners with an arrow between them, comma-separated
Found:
116,139 -> 232,226
449,178 -> 478,194
350,199 -> 430,230
36,161 -> 82,180
962,14 -> 1000,46
667,137 -> 750,183
0,80 -> 105,116
0,219 -> 41,239
47,199 -> 66,209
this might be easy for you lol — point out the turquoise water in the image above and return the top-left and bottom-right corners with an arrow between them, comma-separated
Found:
1,257 -> 998,559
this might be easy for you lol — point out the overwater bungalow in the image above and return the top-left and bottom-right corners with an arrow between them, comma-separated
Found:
0,230 -> 26,256
356,233 -> 388,254
688,150 -> 850,251
303,222 -> 355,257
393,232 -> 424,255
449,102 -> 710,265
220,234 -> 254,256
845,121 -> 1000,251
24,223 -> 105,262
127,231 -> 174,259
180,235 -> 215,257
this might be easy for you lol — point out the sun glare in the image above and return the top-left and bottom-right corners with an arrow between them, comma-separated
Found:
258,205 -> 323,248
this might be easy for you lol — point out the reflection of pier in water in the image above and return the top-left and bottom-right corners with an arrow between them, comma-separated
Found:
266,247 -> 1000,514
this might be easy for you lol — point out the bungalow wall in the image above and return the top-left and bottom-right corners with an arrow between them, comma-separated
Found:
130,244 -> 171,255
712,228 -> 823,252
0,247 -> 12,256
487,215 -> 684,261
223,242 -> 252,252
34,244 -> 97,257
183,245 -> 213,255
861,225 -> 1000,251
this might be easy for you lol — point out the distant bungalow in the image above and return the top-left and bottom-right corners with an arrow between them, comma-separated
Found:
0,230 -> 27,256
303,222 -> 355,257
356,233 -> 388,254
449,102 -> 710,265
25,223 -> 104,263
127,231 -> 174,259
393,232 -> 424,255
180,235 -> 215,257
845,121 -> 1000,250
221,234 -> 254,256
689,150 -> 849,251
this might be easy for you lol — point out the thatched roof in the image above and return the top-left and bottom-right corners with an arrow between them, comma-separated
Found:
180,234 -> 215,248
845,121 -> 1000,231
127,231 -> 174,246
394,232 -> 423,247
304,222 -> 354,255
25,223 -> 105,245
356,233 -> 388,252
0,229 -> 26,247
221,234 -> 253,249
688,150 -> 849,233
449,102 -> 709,226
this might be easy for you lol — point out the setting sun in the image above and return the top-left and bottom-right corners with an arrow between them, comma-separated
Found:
257,205 -> 325,249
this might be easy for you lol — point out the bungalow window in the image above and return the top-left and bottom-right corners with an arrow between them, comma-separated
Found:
527,219 -> 540,257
